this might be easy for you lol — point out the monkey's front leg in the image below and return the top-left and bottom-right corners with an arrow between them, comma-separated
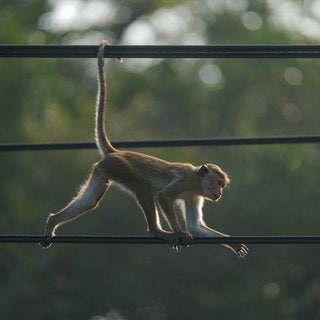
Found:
157,192 -> 193,250
199,224 -> 249,258
136,191 -> 191,250
184,198 -> 249,257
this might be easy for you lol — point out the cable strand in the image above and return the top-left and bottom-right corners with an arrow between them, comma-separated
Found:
2,44 -> 320,58
1,235 -> 320,244
0,135 -> 319,152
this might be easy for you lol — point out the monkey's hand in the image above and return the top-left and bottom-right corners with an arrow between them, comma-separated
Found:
169,231 -> 193,251
230,243 -> 249,258
153,230 -> 193,251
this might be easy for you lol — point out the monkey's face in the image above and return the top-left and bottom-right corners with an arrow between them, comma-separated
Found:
201,173 -> 226,202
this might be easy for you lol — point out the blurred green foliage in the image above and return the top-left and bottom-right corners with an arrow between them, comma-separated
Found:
0,1 -> 320,319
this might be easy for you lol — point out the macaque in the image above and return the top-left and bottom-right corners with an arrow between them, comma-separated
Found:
40,40 -> 248,257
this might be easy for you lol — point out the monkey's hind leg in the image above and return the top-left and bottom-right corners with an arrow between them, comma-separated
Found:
40,162 -> 110,248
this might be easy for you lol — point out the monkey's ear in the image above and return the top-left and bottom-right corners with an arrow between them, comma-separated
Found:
197,165 -> 209,177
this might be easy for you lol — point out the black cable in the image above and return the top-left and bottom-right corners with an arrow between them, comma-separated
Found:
0,135 -> 319,152
1,45 -> 319,247
1,235 -> 320,244
2,44 -> 320,58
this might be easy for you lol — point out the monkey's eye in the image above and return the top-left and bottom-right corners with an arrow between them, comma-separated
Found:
218,180 -> 225,188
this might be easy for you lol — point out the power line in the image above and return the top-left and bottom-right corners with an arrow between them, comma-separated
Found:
1,45 -> 319,247
0,135 -> 320,152
2,44 -> 320,58
1,235 -> 320,244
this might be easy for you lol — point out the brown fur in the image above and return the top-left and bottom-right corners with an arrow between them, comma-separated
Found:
40,41 -> 248,257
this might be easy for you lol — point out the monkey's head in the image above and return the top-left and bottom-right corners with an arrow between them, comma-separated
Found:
197,164 -> 230,202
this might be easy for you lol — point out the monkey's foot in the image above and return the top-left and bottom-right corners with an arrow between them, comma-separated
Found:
39,237 -> 53,249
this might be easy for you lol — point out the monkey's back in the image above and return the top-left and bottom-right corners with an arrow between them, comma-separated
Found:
102,150 -> 196,193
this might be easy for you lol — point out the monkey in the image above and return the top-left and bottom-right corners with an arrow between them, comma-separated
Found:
40,40 -> 249,257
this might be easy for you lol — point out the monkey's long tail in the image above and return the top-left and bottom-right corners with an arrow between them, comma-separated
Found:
95,40 -> 117,157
